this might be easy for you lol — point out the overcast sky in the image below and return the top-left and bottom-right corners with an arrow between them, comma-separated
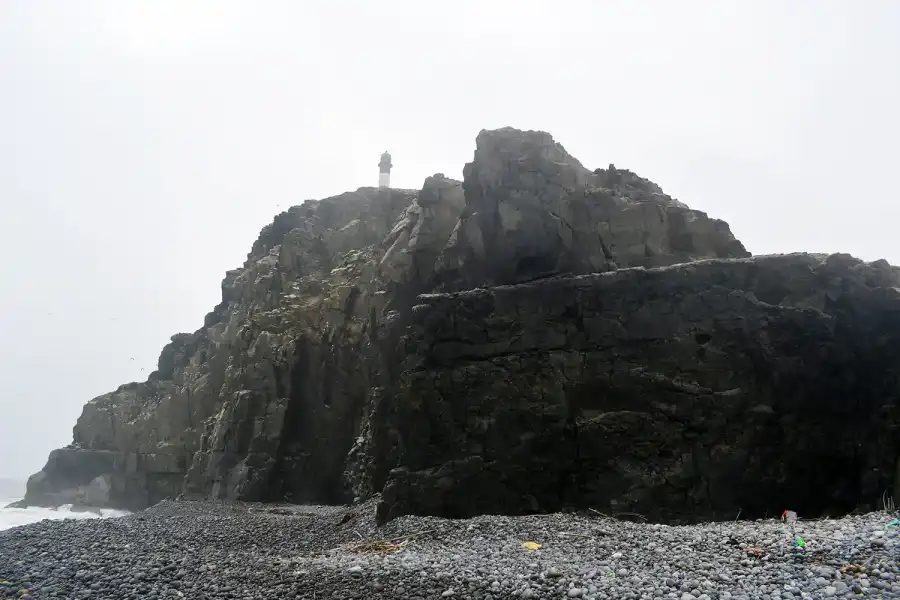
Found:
1,1 -> 898,482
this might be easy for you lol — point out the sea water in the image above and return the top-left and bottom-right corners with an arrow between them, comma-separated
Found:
0,498 -> 128,531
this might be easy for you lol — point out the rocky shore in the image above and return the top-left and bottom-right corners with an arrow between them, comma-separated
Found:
1,500 -> 898,599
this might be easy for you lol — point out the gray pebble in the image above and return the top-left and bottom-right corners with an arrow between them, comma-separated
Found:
1,500 -> 897,600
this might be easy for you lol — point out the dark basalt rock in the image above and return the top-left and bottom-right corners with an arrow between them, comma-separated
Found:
23,127 -> 897,524
370,253 -> 900,523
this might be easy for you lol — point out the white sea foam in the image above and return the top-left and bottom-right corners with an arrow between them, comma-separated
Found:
0,498 -> 128,531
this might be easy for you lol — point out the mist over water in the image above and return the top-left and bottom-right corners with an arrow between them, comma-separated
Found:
0,498 -> 128,532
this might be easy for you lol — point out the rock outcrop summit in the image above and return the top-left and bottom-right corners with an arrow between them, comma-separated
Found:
22,128 -> 900,522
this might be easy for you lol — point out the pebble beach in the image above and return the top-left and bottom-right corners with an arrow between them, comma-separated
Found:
1,500 -> 898,599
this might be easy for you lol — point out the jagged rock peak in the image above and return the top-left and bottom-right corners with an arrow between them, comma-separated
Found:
434,127 -> 748,291
20,127 -> 766,518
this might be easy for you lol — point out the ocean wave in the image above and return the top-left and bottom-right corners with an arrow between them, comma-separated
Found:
0,498 -> 129,531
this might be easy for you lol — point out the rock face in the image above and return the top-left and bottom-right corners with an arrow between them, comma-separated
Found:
24,186 -> 423,509
371,254 -> 900,523
23,127 -> 898,523
433,130 -> 746,291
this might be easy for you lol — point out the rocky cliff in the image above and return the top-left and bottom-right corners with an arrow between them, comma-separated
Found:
371,254 -> 900,522
22,127 -> 899,522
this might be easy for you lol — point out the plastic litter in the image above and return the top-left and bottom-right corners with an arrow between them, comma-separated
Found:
841,564 -> 866,575
781,510 -> 798,525
886,518 -> 900,527
522,541 -> 542,550
791,536 -> 806,549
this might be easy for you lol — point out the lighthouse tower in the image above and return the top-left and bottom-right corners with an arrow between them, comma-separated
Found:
378,151 -> 392,188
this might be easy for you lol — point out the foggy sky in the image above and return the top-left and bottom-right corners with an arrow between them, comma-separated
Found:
1,1 -> 898,480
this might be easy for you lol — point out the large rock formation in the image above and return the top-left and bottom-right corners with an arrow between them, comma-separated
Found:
23,185 -> 425,509
370,254 -> 900,522
22,127 -> 899,523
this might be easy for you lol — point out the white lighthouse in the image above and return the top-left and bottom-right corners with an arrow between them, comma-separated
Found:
378,151 -> 392,188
